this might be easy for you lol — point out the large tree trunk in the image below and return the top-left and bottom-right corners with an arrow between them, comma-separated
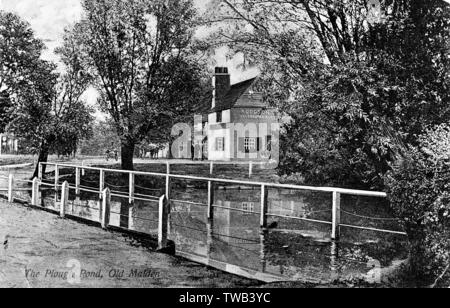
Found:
121,139 -> 135,171
32,142 -> 49,180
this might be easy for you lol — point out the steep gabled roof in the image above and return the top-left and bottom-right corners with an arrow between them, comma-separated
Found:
211,77 -> 258,113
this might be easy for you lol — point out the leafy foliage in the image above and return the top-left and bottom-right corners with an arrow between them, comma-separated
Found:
1,11 -> 94,176
386,124 -> 450,287
0,11 -> 46,133
78,121 -> 121,156
66,0 -> 208,170
201,0 -> 450,189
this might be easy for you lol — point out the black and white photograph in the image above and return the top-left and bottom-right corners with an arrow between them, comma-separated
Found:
0,0 -> 449,292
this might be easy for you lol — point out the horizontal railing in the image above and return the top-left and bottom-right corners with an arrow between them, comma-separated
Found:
39,162 -> 387,197
37,162 -> 405,239
0,174 -> 39,205
0,172 -> 170,250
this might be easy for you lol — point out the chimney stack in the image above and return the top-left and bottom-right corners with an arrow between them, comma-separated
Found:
212,67 -> 230,109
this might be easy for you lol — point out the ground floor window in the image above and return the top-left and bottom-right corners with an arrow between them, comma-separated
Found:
215,137 -> 225,152
244,137 -> 257,153
242,202 -> 255,214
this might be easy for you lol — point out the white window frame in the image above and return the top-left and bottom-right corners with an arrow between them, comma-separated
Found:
244,137 -> 257,152
242,202 -> 255,213
216,137 -> 225,152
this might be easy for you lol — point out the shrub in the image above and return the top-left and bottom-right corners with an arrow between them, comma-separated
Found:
386,124 -> 450,286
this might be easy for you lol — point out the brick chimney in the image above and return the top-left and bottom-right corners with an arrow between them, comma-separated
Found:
212,67 -> 230,109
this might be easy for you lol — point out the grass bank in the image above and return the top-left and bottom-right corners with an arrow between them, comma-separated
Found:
0,155 -> 35,167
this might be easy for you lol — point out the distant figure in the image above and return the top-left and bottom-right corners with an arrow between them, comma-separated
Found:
105,149 -> 111,161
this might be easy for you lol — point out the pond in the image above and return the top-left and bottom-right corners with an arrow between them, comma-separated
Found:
0,166 -> 410,284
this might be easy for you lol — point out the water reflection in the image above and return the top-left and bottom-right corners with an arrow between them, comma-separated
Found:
168,188 -> 408,283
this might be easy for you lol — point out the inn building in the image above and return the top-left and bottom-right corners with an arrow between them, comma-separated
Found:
199,67 -> 280,162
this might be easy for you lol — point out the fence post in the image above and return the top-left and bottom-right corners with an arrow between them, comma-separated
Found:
81,161 -> 86,176
31,178 -> 40,206
8,174 -> 14,203
54,164 -> 59,191
206,221 -> 213,260
158,195 -> 169,250
38,163 -> 43,180
210,162 -> 214,175
332,191 -> 341,240
207,181 -> 215,220
249,161 -> 253,178
260,185 -> 269,228
165,163 -> 171,203
166,162 -> 171,175
101,188 -> 111,229
75,167 -> 81,195
60,181 -> 69,218
129,173 -> 135,205
99,170 -> 105,198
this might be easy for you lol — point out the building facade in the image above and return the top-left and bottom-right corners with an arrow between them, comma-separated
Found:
203,67 -> 279,162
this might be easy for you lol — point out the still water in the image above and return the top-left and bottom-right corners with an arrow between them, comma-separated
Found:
1,167 -> 409,284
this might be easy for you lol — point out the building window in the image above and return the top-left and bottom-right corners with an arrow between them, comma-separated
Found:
244,137 -> 257,153
217,112 -> 222,123
242,202 -> 255,214
215,137 -> 225,152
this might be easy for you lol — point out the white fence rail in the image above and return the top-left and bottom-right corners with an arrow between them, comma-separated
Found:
0,162 -> 406,252
35,162 -> 404,239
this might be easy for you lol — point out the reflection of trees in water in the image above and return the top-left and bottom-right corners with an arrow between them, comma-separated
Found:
263,231 -> 409,281
340,196 -> 401,235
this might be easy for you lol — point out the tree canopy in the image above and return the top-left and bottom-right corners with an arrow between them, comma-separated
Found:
0,11 -> 47,132
201,0 -> 450,188
0,11 -> 94,177
65,0 -> 208,170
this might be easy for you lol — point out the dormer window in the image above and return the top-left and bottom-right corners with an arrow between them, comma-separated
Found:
217,112 -> 222,123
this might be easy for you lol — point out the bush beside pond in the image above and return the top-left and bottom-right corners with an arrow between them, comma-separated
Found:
386,125 -> 450,287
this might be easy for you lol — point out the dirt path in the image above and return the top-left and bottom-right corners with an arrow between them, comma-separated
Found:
0,201 -> 258,288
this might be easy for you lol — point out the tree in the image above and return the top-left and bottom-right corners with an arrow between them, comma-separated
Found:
1,12 -> 94,177
78,120 -> 121,156
0,11 -> 47,133
10,60 -> 94,178
65,0 -> 206,170
0,91 -> 12,132
201,0 -> 450,188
